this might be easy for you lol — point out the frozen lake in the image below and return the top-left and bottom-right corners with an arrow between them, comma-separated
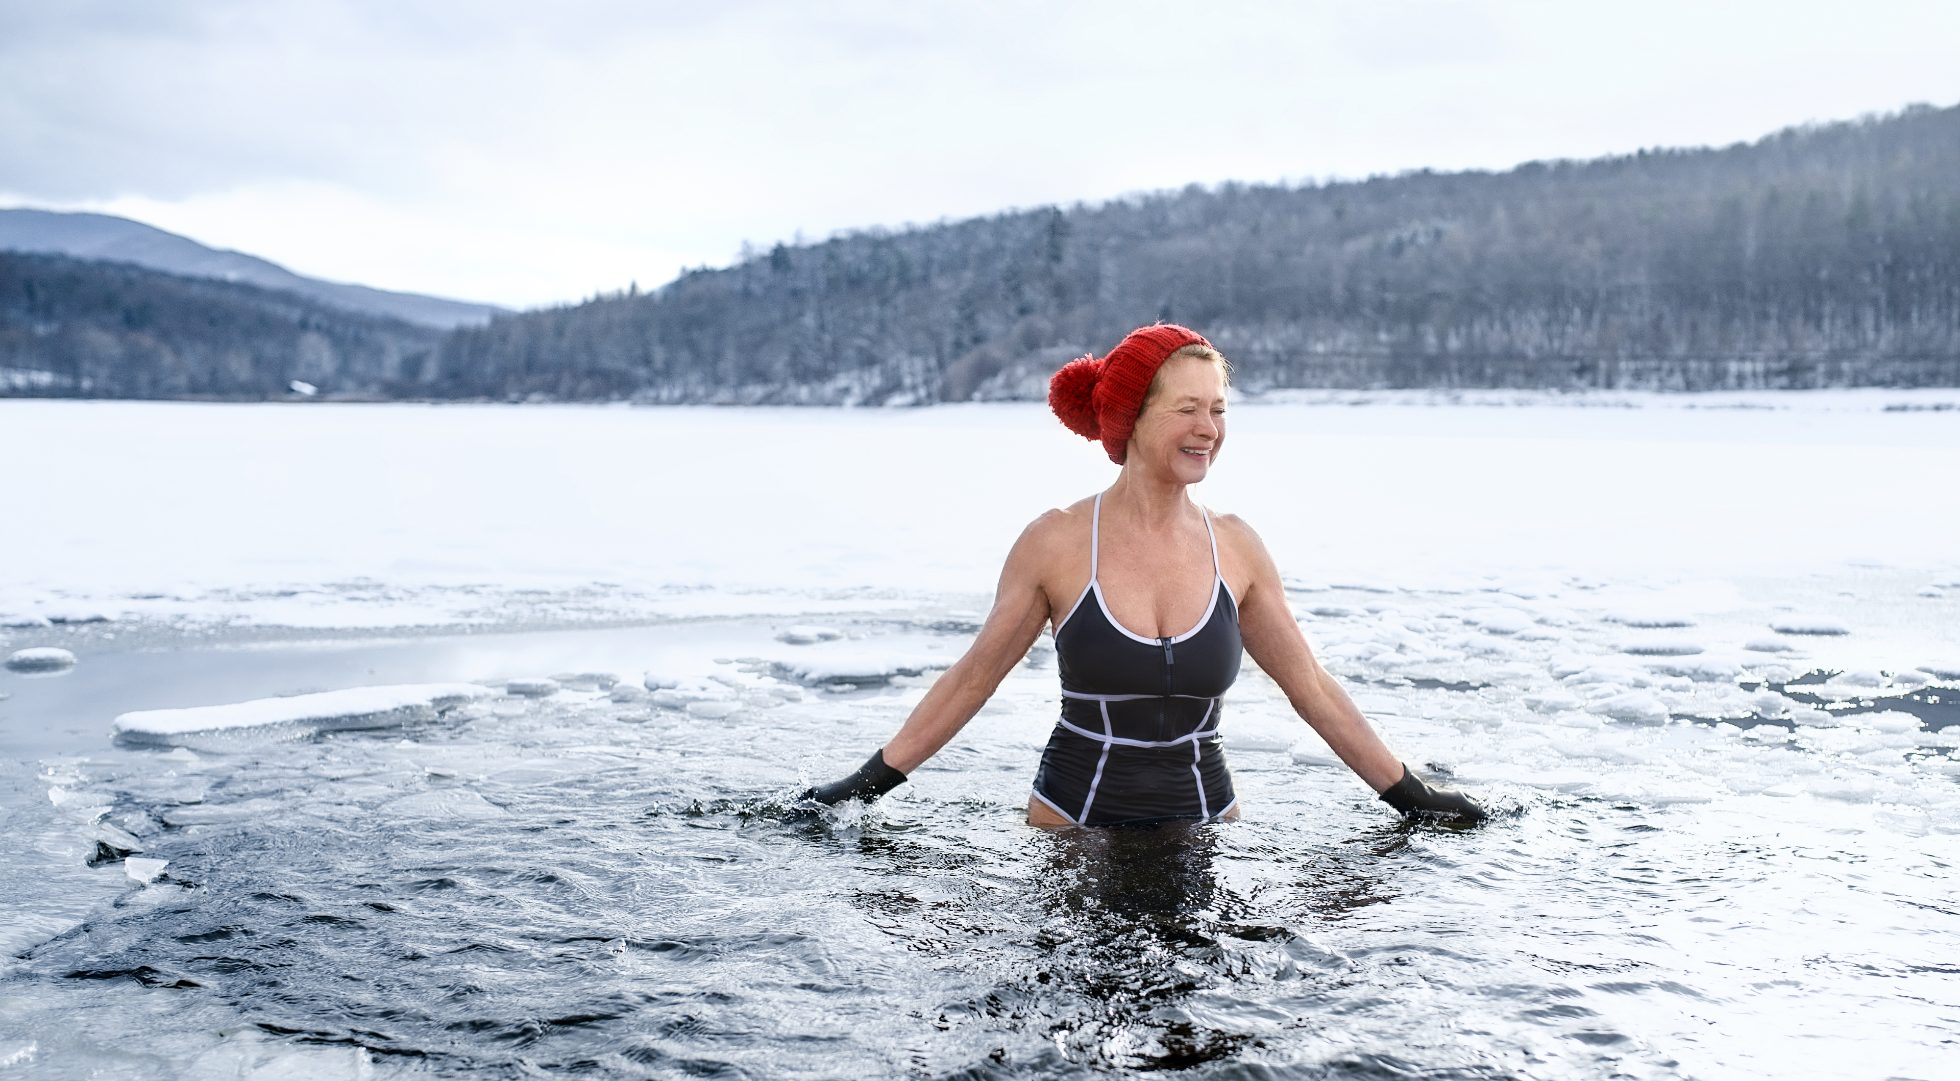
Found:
1,395 -> 1957,1078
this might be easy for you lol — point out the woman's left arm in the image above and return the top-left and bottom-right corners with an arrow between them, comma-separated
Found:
1225,515 -> 1485,821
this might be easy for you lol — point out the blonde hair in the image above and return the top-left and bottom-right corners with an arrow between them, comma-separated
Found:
1142,343 -> 1232,406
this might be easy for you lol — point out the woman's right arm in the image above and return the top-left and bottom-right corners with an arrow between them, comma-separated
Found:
799,513 -> 1059,804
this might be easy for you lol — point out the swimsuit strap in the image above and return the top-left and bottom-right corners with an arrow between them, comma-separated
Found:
1201,505 -> 1222,581
1089,491 -> 1102,584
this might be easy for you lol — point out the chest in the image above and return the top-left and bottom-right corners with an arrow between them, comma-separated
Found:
1071,525 -> 1221,639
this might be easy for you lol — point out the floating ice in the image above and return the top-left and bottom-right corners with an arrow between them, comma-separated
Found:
1288,741 -> 1342,768
1604,611 -> 1696,628
552,672 -> 617,691
505,678 -> 560,698
111,683 -> 492,744
123,858 -> 167,885
1863,712 -> 1924,735
5,647 -> 76,673
92,822 -> 143,858
1646,656 -> 1743,683
1743,637 -> 1797,653
1524,690 -> 1584,713
1619,638 -> 1704,656
380,789 -> 505,819
38,606 -> 110,625
1797,672 -> 1910,702
1769,617 -> 1849,636
1918,660 -> 1960,680
1461,608 -> 1533,635
1594,692 -> 1670,725
776,625 -> 845,645
763,636 -> 956,687
640,676 -> 725,709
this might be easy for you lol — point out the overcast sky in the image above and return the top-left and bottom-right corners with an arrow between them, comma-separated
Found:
3,1 -> 1956,310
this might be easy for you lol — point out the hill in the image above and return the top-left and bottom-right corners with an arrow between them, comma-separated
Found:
433,102 -> 1960,401
0,209 -> 502,330
0,251 -> 440,397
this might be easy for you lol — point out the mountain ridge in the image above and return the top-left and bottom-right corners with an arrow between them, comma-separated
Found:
0,208 -> 503,330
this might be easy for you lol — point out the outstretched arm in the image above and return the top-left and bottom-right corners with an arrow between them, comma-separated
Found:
1228,516 -> 1483,821
798,514 -> 1055,805
881,518 -> 1053,772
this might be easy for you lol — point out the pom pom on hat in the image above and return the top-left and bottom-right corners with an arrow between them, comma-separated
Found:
1047,324 -> 1214,463
1048,354 -> 1103,439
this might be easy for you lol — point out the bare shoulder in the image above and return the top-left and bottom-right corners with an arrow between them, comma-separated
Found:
1205,508 -> 1275,564
1007,499 -> 1093,566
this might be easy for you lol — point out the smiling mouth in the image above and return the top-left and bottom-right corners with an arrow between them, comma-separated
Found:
1180,448 -> 1210,458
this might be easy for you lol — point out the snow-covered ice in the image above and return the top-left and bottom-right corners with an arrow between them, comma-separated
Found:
1769,616 -> 1851,636
3,397 -> 1959,632
776,625 -> 845,644
5,647 -> 75,672
111,683 -> 492,744
761,634 -> 959,687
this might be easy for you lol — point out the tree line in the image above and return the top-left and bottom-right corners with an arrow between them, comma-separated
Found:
0,252 -> 438,398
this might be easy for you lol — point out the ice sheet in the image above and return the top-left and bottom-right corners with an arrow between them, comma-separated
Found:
2,398 -> 1956,633
111,683 -> 492,742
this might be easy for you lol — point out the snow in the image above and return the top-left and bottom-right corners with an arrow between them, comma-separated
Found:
110,683 -> 492,743
4,647 -> 75,672
1460,608 -> 1534,635
1619,638 -> 1705,656
1594,692 -> 1671,725
1604,611 -> 1696,628
1769,616 -> 1851,636
123,858 -> 167,885
777,625 -> 845,644
762,636 -> 958,687
3,398 -> 1958,632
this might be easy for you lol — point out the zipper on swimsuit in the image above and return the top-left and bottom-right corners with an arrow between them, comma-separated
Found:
1160,636 -> 1175,743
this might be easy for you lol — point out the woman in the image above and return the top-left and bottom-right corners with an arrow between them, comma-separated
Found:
801,324 -> 1483,826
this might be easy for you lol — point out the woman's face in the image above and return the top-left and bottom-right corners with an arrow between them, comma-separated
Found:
1129,355 -> 1228,483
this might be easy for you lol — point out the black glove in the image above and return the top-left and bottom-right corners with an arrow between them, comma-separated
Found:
796,749 -> 908,807
1379,763 -> 1485,822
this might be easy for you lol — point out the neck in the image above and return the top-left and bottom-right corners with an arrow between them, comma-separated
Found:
1104,465 -> 1195,528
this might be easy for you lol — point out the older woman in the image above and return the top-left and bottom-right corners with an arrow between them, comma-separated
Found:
801,324 -> 1483,827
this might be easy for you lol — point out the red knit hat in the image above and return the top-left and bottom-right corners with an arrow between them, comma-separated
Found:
1048,324 -> 1215,463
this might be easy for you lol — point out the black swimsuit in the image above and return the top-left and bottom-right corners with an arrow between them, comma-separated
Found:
1031,493 -> 1242,826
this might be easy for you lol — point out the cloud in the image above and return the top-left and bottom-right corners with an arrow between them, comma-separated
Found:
3,0 -> 1957,306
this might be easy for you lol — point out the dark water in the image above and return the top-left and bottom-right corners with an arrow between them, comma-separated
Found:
3,603 -> 1957,1079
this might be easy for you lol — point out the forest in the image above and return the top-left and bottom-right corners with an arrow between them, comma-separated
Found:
6,103 -> 1958,400
0,252 -> 437,397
